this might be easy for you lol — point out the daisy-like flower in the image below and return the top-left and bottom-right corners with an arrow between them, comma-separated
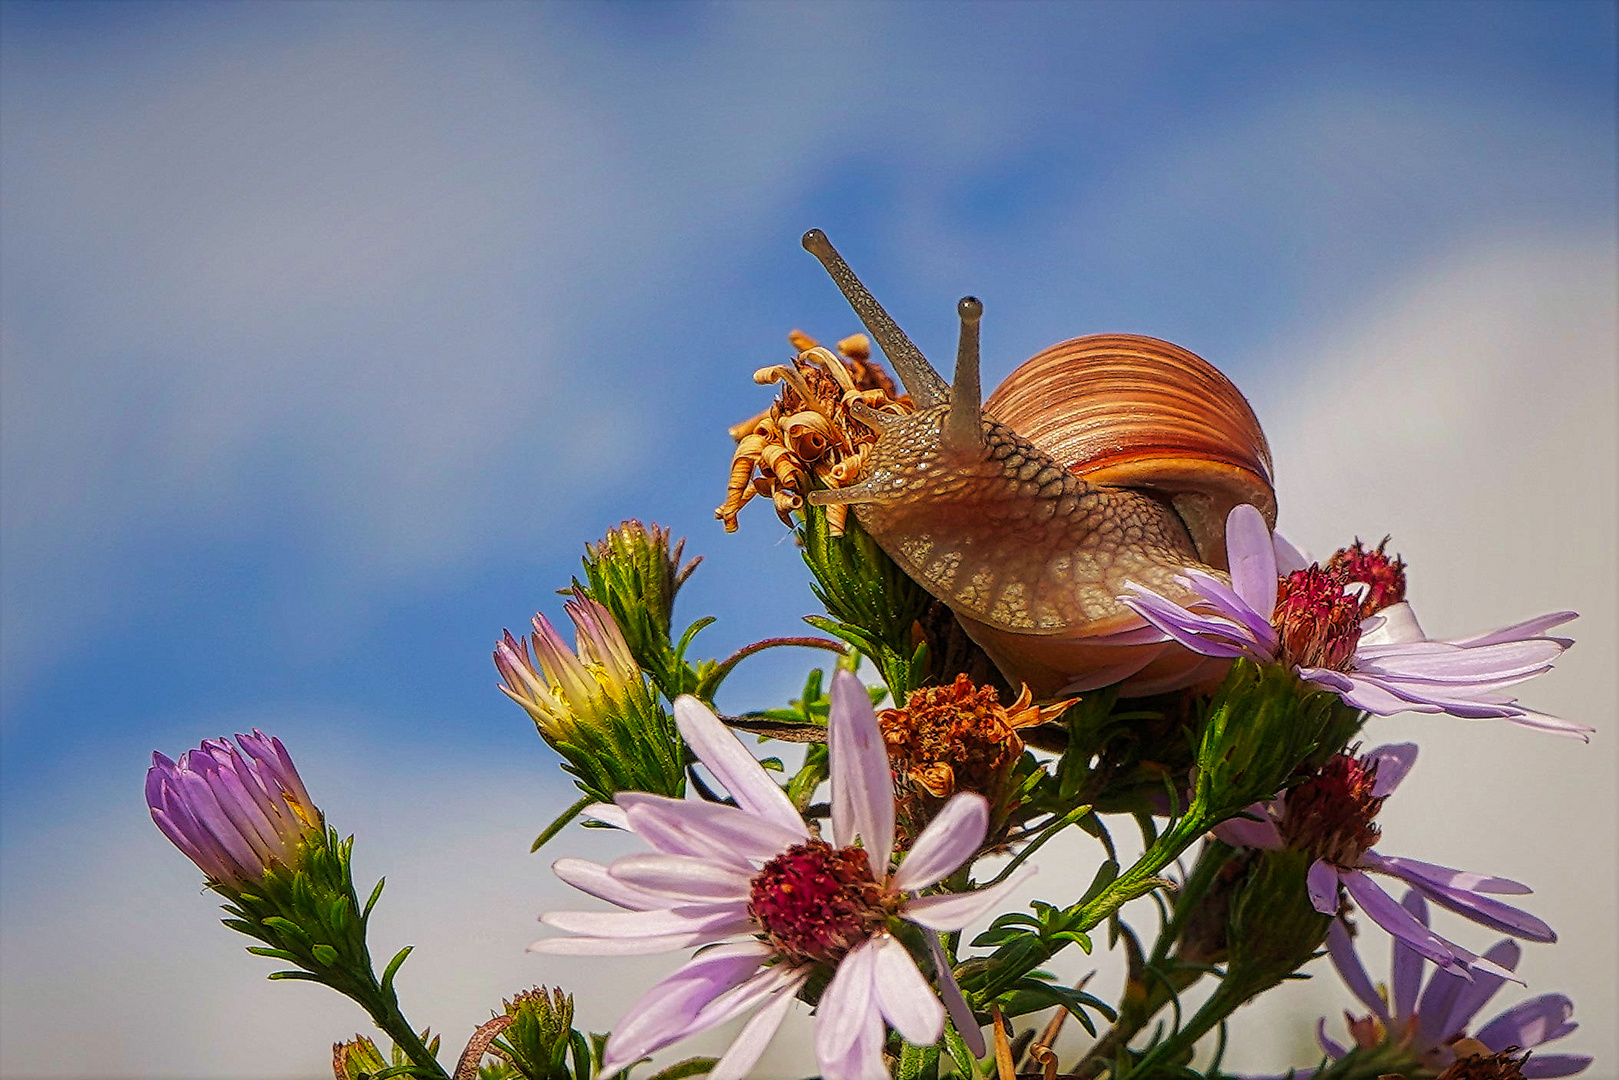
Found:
1214,744 -> 1554,976
530,669 -> 1032,1079
1309,891 -> 1591,1078
146,731 -> 322,888
1122,504 -> 1587,739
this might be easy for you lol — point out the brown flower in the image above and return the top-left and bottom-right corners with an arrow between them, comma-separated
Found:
716,331 -> 911,536
879,674 -> 1071,844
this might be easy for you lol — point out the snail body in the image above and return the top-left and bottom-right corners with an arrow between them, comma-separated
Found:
800,230 -> 1275,698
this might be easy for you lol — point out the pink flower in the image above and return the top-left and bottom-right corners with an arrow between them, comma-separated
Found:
530,670 -> 1031,1079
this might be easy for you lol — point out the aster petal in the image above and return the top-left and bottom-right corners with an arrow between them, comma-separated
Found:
1440,939 -> 1520,1039
872,933 -> 945,1044
1178,570 -> 1282,648
1356,639 -> 1564,682
618,793 -> 806,866
903,866 -> 1038,931
1519,1055 -> 1593,1079
821,1007 -> 889,1080
1300,669 -> 1440,715
673,696 -> 805,835
540,902 -> 751,939
1474,993 -> 1577,1051
1307,860 -> 1341,914
1212,804 -> 1284,849
583,802 -> 632,830
526,931 -> 723,956
1316,1015 -> 1349,1058
828,669 -> 895,878
1415,964 -> 1470,1049
1342,870 -> 1467,973
599,942 -> 771,1073
1364,853 -> 1531,895
1363,743 -> 1419,797
552,857 -> 670,911
1272,529 -> 1313,575
1449,611 -> 1577,648
927,933 -> 986,1058
668,964 -> 806,1046
1358,602 -> 1426,647
815,934 -> 880,1065
1391,867 -> 1556,943
1121,586 -> 1258,658
708,969 -> 806,1080
1392,891 -> 1429,1022
1504,710 -> 1595,741
892,793 -> 988,892
1327,919 -> 1389,1023
1225,503 -> 1279,618
608,853 -> 754,903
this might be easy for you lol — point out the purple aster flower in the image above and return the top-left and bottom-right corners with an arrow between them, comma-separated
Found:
1121,504 -> 1587,739
146,731 -> 322,887
1311,891 -> 1590,1078
530,669 -> 1030,1079
1213,743 -> 1554,977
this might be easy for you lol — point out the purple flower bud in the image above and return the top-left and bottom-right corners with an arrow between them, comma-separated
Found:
146,731 -> 323,887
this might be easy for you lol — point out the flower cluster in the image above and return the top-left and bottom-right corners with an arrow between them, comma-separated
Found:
530,670 -> 1029,1078
142,288 -> 1596,1078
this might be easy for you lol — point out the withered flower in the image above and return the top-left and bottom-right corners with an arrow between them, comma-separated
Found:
879,674 -> 1071,845
717,331 -> 911,535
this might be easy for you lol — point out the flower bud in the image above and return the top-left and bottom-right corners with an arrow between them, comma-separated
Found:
495,591 -> 685,800
492,986 -> 584,1080
1224,848 -> 1333,998
332,1035 -> 389,1080
577,520 -> 699,664
146,730 -> 322,887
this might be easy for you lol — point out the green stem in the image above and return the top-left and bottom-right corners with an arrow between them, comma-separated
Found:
1118,978 -> 1245,1079
352,973 -> 449,1079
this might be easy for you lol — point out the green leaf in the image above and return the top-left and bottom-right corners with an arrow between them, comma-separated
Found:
380,944 -> 413,996
311,943 -> 340,966
532,794 -> 594,854
643,1058 -> 718,1080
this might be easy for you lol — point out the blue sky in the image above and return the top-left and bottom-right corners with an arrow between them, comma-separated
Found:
2,3 -> 1614,1076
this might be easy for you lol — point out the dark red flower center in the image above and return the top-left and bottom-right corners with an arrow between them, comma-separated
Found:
1272,566 -> 1364,671
1432,1048 -> 1529,1080
1327,537 -> 1408,619
747,840 -> 898,965
1279,751 -> 1384,867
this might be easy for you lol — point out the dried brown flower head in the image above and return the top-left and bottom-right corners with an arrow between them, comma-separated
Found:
716,331 -> 911,535
879,674 -> 1071,844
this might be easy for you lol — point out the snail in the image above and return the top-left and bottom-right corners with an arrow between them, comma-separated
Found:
799,229 -> 1276,699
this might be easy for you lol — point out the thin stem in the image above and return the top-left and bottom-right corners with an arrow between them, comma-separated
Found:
983,804 -> 1093,888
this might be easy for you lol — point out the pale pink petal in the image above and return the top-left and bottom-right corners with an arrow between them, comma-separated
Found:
1307,859 -> 1341,914
927,933 -> 986,1058
815,934 -> 880,1065
1364,743 -> 1419,797
552,857 -> 668,911
618,793 -> 806,866
585,802 -> 632,830
599,943 -> 771,1074
1272,529 -> 1313,575
526,931 -> 720,956
608,852 -> 754,902
1506,710 -> 1594,741
819,1006 -> 888,1080
904,866 -> 1038,932
828,669 -> 896,878
1225,503 -> 1279,618
1449,611 -> 1577,648
708,970 -> 806,1080
892,793 -> 988,892
673,696 -> 806,835
871,933 -> 945,1044
1213,804 -> 1284,849
1362,852 -> 1531,895
540,902 -> 750,939
1359,602 -> 1426,646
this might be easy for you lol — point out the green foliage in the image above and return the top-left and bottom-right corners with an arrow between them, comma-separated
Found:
797,503 -> 932,699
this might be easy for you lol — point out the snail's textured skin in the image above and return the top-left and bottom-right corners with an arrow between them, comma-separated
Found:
827,404 -> 1230,698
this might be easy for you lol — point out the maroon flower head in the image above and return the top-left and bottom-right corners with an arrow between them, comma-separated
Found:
1279,751 -> 1385,867
748,839 -> 899,966
1327,536 -> 1408,619
1272,566 -> 1363,671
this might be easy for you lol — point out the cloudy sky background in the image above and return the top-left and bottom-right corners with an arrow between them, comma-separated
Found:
1,2 -> 1614,1076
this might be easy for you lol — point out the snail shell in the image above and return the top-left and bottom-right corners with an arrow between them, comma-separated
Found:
984,333 -> 1276,572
